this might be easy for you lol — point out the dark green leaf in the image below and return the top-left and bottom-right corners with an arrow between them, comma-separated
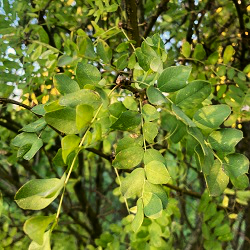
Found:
158,66 -> 192,92
175,80 -> 211,110
111,111 -> 141,131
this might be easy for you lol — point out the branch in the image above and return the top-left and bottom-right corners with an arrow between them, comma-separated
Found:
86,147 -> 112,162
164,183 -> 201,198
143,0 -> 170,39
124,0 -> 140,47
0,98 -> 32,111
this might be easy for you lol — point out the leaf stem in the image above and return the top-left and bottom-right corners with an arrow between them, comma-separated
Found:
53,85 -> 118,229
114,168 -> 130,214
121,28 -> 135,51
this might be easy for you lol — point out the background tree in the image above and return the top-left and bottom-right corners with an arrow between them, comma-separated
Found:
0,0 -> 250,249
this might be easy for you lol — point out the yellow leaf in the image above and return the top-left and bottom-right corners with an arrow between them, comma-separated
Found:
42,95 -> 49,104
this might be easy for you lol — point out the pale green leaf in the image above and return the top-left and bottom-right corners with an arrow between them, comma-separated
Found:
131,198 -> 144,232
144,149 -> 165,165
61,135 -> 80,163
24,215 -> 55,245
145,160 -> 171,184
223,45 -> 235,64
143,122 -> 158,143
182,41 -> 191,58
28,230 -> 51,250
15,175 -> 65,210
142,104 -> 160,122
120,168 -> 145,198
206,160 -> 229,196
76,104 -> 94,131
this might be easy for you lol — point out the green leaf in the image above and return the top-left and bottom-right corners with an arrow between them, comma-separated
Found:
31,45 -> 42,61
144,149 -> 165,165
21,118 -> 47,133
181,41 -> 191,58
207,52 -> 219,65
150,57 -> 163,73
112,146 -> 144,169
208,128 -> 243,152
15,174 -> 66,210
223,45 -> 234,64
54,74 -> 80,95
120,168 -> 145,198
45,107 -> 78,134
61,135 -> 80,163
131,198 -> 144,232
206,160 -> 229,196
187,127 -> 207,155
109,102 -> 127,118
161,113 -> 187,143
23,139 -> 43,161
28,230 -> 51,250
195,145 -> 214,175
76,62 -> 101,88
158,66 -> 192,92
76,104 -> 94,131
143,122 -> 158,143
193,105 -> 231,131
24,215 -> 55,245
12,132 -> 43,160
145,160 -> 171,184
193,44 -> 206,60
143,192 -> 163,219
142,104 -> 160,122
59,89 -> 101,110
115,136 -> 142,153
175,80 -> 211,110
231,174 -> 249,190
223,153 -> 249,178
172,104 -> 196,127
135,48 -> 150,71
96,40 -> 112,63
123,96 -> 138,111
146,86 -> 167,105
111,111 -> 141,131
57,55 -> 73,67
144,181 -> 168,209
114,54 -> 128,70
